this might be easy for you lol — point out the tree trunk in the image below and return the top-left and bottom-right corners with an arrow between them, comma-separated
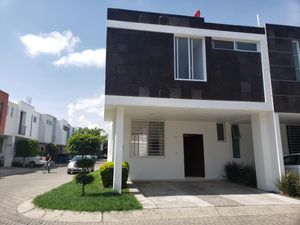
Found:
22,157 -> 26,167
81,183 -> 85,196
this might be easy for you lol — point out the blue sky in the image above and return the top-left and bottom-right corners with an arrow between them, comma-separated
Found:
0,0 -> 300,130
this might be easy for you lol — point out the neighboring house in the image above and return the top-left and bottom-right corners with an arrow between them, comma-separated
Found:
104,8 -> 289,193
0,90 -> 75,167
53,119 -> 70,154
266,24 -> 300,157
38,114 -> 56,151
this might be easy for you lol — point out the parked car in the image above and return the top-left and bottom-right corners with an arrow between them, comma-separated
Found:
67,155 -> 95,174
13,156 -> 46,168
55,154 -> 71,164
283,154 -> 300,174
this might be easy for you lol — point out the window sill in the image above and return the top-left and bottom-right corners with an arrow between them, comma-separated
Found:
129,156 -> 165,159
175,78 -> 207,82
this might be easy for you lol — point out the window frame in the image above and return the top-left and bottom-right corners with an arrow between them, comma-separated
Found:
212,39 -> 258,53
130,120 -> 165,158
292,40 -> 300,81
174,35 -> 207,82
216,123 -> 226,141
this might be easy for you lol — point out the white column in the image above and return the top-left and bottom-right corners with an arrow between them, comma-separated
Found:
4,136 -> 15,167
113,107 -> 124,194
251,112 -> 284,192
107,121 -> 114,162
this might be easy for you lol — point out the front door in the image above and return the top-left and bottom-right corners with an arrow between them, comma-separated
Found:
183,134 -> 205,177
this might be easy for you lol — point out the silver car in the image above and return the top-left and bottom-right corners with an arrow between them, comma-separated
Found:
67,155 -> 95,174
284,154 -> 300,174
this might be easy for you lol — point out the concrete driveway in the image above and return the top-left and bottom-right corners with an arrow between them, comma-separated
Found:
133,180 -> 300,209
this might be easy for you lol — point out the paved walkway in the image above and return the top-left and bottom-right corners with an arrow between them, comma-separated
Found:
1,165 -> 300,224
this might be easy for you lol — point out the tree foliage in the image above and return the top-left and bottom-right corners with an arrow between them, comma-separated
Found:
75,127 -> 107,143
15,139 -> 39,157
15,139 -> 39,167
66,133 -> 100,156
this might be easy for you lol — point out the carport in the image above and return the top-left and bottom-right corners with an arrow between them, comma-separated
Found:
133,180 -> 300,209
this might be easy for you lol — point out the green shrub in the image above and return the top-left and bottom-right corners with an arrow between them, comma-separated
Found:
76,158 -> 95,169
100,161 -> 129,188
224,162 -> 257,187
277,172 -> 300,197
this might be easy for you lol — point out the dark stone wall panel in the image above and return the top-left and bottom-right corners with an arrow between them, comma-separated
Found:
106,28 -> 265,102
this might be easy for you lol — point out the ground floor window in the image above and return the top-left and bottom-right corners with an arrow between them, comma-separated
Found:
287,125 -> 300,153
231,125 -> 241,158
131,120 -> 164,157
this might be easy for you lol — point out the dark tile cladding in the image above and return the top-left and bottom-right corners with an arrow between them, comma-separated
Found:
105,28 -> 264,102
266,24 -> 300,113
108,8 -> 265,34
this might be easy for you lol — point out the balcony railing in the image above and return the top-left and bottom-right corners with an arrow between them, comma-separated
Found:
18,125 -> 26,136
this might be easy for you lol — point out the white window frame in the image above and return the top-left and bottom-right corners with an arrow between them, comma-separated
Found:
130,120 -> 165,158
174,36 -> 207,82
212,39 -> 258,53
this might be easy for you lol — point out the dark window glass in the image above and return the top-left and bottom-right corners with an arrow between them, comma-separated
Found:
236,42 -> 257,51
231,125 -> 241,139
232,138 -> 240,158
287,125 -> 300,153
292,41 -> 300,81
217,123 -> 225,141
176,37 -> 189,79
213,40 -> 234,50
284,155 -> 297,165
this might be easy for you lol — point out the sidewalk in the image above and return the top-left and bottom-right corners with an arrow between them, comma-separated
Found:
18,199 -> 300,223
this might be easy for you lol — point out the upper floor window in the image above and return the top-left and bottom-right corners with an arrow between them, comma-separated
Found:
46,120 -> 53,126
174,36 -> 206,81
292,41 -> 300,81
213,40 -> 257,52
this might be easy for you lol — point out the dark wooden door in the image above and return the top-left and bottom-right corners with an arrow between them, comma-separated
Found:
183,134 -> 205,177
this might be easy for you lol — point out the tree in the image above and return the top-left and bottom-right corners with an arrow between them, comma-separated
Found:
45,143 -> 58,161
75,127 -> 108,144
66,132 -> 100,196
15,139 -> 39,167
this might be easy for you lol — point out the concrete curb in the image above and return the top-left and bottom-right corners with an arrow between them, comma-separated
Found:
18,199 -> 300,223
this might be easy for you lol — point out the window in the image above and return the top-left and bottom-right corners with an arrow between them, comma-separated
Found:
231,125 -> 240,158
287,125 -> 300,153
292,41 -> 300,81
63,125 -> 69,131
212,40 -> 257,52
175,37 -> 205,81
10,107 -> 14,117
235,42 -> 257,51
33,117 -> 37,123
46,120 -> 53,126
131,121 -> 164,157
217,123 -> 225,141
213,40 -> 234,50
284,155 -> 299,166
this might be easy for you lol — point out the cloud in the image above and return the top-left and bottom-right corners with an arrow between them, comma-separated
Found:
53,48 -> 106,68
68,94 -> 109,131
20,31 -> 80,57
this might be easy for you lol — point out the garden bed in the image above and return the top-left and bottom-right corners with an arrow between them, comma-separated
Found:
33,170 -> 142,212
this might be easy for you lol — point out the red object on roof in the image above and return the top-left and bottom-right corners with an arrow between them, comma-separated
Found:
194,10 -> 201,17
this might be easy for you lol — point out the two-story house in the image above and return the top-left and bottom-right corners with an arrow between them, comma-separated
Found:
104,8 -> 286,193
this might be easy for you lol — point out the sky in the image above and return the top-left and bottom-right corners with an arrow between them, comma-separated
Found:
1,0 -> 300,131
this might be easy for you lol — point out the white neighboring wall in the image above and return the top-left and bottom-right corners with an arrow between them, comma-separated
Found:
38,114 -> 55,144
54,119 -> 69,146
122,119 -> 254,181
4,101 -> 19,136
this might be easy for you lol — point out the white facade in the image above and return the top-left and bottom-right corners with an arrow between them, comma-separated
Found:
38,114 -> 56,144
123,119 -> 254,181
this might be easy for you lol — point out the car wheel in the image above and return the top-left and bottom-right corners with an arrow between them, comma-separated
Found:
29,161 -> 36,168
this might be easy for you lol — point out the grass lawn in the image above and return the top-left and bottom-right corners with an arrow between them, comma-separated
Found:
33,170 -> 142,212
